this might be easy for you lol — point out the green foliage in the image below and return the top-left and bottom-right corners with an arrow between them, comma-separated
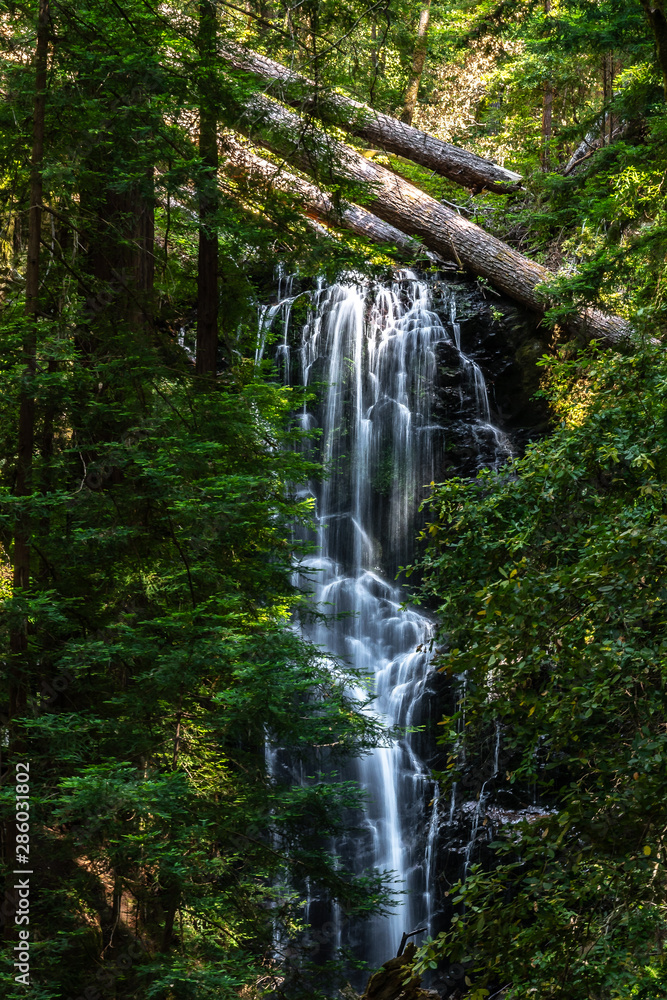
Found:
425,0 -> 651,162
411,343 -> 667,997
235,0 -> 422,113
414,0 -> 667,331
0,319 -> 388,995
535,102 -> 667,329
0,1 -> 408,996
3,0 -> 667,996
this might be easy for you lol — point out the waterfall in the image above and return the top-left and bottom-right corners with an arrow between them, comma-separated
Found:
266,269 -> 511,972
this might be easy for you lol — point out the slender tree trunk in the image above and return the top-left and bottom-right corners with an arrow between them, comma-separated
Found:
230,93 -> 630,344
224,137 -> 442,262
611,54 -> 617,141
220,42 -> 523,192
132,165 -> 156,333
370,21 -> 380,104
196,0 -> 219,377
541,0 -> 553,170
401,0 -> 432,126
602,52 -> 610,144
602,51 -> 616,143
161,878 -> 180,952
541,82 -> 553,169
38,354 -> 57,575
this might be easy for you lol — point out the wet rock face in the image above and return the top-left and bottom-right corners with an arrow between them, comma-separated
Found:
463,289 -> 550,436
430,277 -> 550,479
427,684 -> 559,955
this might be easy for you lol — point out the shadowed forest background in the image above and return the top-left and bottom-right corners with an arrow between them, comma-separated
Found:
1,0 -> 667,998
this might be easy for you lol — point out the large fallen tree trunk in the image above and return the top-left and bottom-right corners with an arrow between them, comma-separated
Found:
226,95 -> 630,345
223,136 -> 446,263
220,42 -> 523,194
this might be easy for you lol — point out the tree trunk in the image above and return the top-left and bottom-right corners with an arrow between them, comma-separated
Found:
131,169 -> 156,334
5,0 -> 49,944
602,52 -> 610,144
601,51 -> 617,144
362,943 -> 437,1000
197,0 -> 219,377
640,0 -> 667,99
221,43 -> 523,193
11,0 -> 49,697
541,0 -> 553,170
541,82 -> 553,170
369,21 -> 385,104
78,98 -> 155,329
229,94 -> 630,345
401,0 -> 432,126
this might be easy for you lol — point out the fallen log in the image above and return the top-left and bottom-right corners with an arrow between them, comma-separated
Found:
221,42 -> 523,194
223,136 -> 445,264
226,94 -> 631,346
361,943 -> 440,1000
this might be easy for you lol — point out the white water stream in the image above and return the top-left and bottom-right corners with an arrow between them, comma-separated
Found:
263,270 -> 510,970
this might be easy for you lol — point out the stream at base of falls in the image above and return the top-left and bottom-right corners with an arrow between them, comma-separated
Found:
260,268 -> 516,975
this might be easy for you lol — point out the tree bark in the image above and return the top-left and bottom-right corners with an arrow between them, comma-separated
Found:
541,0 -> 553,170
11,0 -> 49,692
401,0 -> 432,126
228,94 -> 630,345
369,20 -> 385,105
602,52 -> 610,145
5,0 -> 49,944
197,0 -> 219,377
640,0 -> 667,99
362,943 -> 438,1000
220,42 -> 523,193
541,82 -> 553,170
132,169 -> 156,334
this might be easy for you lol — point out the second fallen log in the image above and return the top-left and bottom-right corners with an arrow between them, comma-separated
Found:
223,137 -> 443,263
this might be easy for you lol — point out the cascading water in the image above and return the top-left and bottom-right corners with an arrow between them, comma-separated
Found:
265,269 -> 511,973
